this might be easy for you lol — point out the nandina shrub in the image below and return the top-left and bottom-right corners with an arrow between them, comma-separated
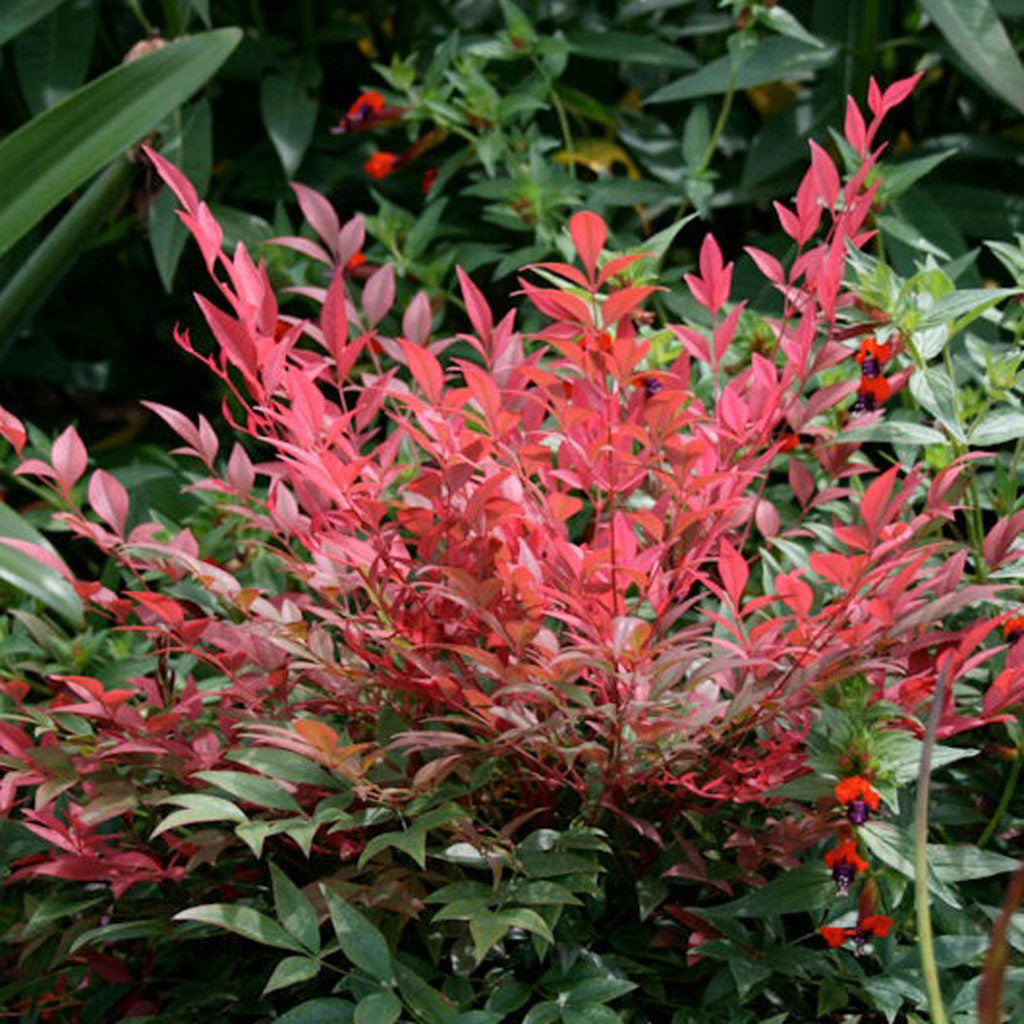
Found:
3,75 -> 1024,1019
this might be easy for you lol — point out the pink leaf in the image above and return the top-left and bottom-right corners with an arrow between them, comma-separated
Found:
402,291 -> 433,345
456,266 -> 494,347
269,235 -> 332,265
597,252 -> 649,289
338,215 -> 366,267
226,444 -> 255,492
88,469 -> 129,537
51,426 -> 87,495
321,269 -> 350,369
844,96 -> 867,155
788,459 -> 815,509
143,144 -> 198,214
569,210 -> 606,283
0,404 -> 26,455
291,183 -> 341,257
745,246 -> 784,285
808,140 -> 840,211
362,264 -> 395,328
712,304 -> 744,368
773,201 -> 802,242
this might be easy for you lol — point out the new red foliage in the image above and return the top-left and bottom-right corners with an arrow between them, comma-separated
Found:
3,76 -> 1019,899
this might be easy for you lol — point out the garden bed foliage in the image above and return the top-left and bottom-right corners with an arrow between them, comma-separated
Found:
2,55 -> 1024,1024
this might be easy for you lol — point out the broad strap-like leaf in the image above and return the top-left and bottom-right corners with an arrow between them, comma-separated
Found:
0,27 -> 241,257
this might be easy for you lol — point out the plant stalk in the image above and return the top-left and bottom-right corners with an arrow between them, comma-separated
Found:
915,658 -> 949,1024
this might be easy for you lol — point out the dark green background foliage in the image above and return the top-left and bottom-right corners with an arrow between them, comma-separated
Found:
2,0 -> 1024,439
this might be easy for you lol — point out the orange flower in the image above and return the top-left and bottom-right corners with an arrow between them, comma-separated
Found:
853,375 -> 890,413
824,838 -> 869,895
835,776 -> 880,808
860,915 -> 893,939
819,915 -> 894,955
332,91 -> 403,135
1004,614 -> 1024,645
820,926 -> 852,948
364,151 -> 400,179
835,776 -> 880,824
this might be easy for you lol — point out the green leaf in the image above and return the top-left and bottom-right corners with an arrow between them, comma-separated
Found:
151,793 -> 247,838
174,903 -> 308,953
566,30 -> 698,68
13,0 -> 94,115
562,977 -> 638,1005
468,910 -> 511,962
69,919 -> 166,953
496,908 -> 554,944
321,885 -> 394,984
698,862 -> 833,918
359,826 -> 427,869
920,0 -> 1024,115
270,863 -> 321,954
646,35 -> 836,104
355,990 -> 402,1024
193,769 -> 303,812
149,98 -> 212,291
859,822 -> 963,908
226,747 -> 335,787
396,963 -> 459,1024
908,367 -> 967,441
275,999 -> 356,1024
0,27 -> 242,258
970,410 -> 1024,445
840,421 -> 948,446
263,955 -> 321,995
0,503 -> 82,625
914,287 -> 1019,336
260,56 -> 322,178
561,1007 -> 622,1024
0,0 -> 68,48
929,844 -> 1020,882
878,149 -> 956,201
521,1004 -> 560,1024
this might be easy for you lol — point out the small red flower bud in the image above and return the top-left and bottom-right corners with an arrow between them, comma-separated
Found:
364,151 -> 400,179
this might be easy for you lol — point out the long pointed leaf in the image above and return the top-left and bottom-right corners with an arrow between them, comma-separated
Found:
0,27 -> 241,258
920,0 -> 1024,116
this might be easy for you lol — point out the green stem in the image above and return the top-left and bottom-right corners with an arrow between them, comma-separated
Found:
915,659 -> 949,1024
977,753 -> 1022,849
125,0 -> 154,34
696,79 -> 735,181
532,57 -> 575,181
0,154 -> 135,361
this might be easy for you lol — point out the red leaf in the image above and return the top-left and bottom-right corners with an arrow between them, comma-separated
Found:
602,285 -> 661,326
860,465 -> 900,536
718,538 -> 748,608
402,339 -> 445,404
569,210 -> 607,283
597,252 -> 649,289
456,265 -> 494,347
